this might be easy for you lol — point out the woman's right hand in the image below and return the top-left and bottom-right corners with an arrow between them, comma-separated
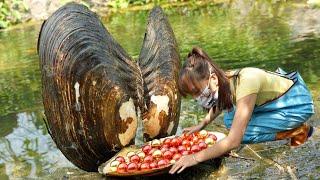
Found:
183,123 -> 204,135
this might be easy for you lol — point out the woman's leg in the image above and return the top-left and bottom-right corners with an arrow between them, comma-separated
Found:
224,107 -> 313,145
224,71 -> 315,145
276,123 -> 313,146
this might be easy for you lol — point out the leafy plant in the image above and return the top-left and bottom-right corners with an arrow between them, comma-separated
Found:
0,0 -> 29,29
107,0 -> 190,9
108,0 -> 130,9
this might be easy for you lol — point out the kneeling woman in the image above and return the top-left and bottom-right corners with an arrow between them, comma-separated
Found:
170,47 -> 314,174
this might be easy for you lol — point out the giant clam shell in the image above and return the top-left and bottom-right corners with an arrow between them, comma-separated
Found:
38,3 -> 180,171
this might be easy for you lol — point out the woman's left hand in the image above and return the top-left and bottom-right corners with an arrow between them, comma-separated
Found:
169,154 -> 199,174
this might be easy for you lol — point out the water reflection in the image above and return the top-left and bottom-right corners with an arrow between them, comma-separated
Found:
0,112 -> 73,178
0,114 -> 17,137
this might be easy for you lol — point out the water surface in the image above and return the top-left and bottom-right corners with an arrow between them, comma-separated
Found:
0,1 -> 319,179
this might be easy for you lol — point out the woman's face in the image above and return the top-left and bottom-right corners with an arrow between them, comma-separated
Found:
191,73 -> 219,99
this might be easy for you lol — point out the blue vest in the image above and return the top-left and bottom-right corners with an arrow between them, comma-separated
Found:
223,68 -> 315,144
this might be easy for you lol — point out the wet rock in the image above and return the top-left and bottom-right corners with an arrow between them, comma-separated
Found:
289,8 -> 320,41
24,0 -> 58,20
24,0 -> 110,20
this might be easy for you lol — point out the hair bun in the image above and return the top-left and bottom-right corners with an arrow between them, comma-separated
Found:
192,47 -> 199,55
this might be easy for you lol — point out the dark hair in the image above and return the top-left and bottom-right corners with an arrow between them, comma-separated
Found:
178,47 -> 233,111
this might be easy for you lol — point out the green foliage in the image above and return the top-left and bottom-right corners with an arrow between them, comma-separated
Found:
107,0 -> 190,9
307,0 -> 320,8
0,0 -> 29,29
0,0 -> 196,29
108,0 -> 130,8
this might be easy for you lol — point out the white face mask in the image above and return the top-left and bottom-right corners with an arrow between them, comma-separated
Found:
195,63 -> 218,109
195,85 -> 218,109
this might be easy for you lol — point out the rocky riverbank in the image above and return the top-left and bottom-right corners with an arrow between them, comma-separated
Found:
25,0 -> 111,20
2,0 -> 319,30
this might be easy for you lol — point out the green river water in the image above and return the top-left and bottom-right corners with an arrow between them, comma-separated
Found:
0,1 -> 319,179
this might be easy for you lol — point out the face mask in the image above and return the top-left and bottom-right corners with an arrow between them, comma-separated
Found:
195,84 -> 218,109
195,63 -> 218,109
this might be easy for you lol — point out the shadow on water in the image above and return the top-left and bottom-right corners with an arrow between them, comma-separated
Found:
0,0 -> 319,179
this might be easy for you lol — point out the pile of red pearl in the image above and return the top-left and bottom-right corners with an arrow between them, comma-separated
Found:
109,130 -> 217,173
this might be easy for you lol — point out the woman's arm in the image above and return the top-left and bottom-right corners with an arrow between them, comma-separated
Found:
202,107 -> 222,127
183,107 -> 222,134
170,93 -> 257,174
